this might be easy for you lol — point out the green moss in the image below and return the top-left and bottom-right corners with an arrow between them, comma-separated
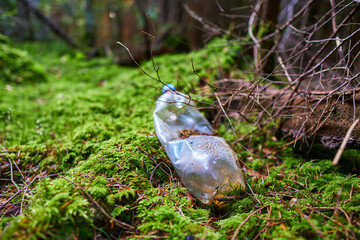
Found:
0,43 -> 47,84
1,40 -> 359,239
1,178 -> 92,240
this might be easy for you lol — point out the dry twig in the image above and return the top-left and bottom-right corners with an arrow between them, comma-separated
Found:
231,206 -> 265,240
61,176 -> 135,231
332,119 -> 360,165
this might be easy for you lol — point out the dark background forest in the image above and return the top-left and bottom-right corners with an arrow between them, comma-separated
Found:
1,0 -> 248,63
2,0 -> 360,76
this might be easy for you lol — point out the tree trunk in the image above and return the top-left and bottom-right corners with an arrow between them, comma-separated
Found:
134,0 -> 151,59
84,0 -> 96,46
17,0 -> 77,48
259,0 -> 280,75
16,0 -> 34,40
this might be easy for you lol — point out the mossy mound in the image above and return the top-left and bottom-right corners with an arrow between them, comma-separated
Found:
0,40 -> 235,239
0,42 -> 47,84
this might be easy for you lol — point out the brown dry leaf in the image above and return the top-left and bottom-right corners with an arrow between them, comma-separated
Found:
245,168 -> 265,181
178,129 -> 211,139
262,147 -> 277,156
280,224 -> 287,230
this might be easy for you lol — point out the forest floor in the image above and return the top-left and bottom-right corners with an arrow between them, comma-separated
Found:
0,40 -> 360,239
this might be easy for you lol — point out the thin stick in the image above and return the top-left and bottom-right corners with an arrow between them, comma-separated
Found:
297,4 -> 360,83
183,4 -> 227,36
9,159 -> 20,191
248,0 -> 262,71
333,119 -> 360,165
214,195 -> 247,201
214,0 -> 224,12
14,151 -> 25,179
245,180 -> 262,206
260,0 -> 316,42
61,176 -> 135,231
215,92 -> 236,138
294,208 -> 327,238
329,0 -> 347,69
139,147 -> 172,179
116,42 -> 157,82
306,215 -> 327,238
20,186 -> 28,214
277,55 -> 293,84
231,206 -> 265,240
0,174 -> 39,208
1,190 -> 22,208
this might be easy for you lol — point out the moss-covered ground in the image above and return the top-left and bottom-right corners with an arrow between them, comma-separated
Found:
0,40 -> 359,239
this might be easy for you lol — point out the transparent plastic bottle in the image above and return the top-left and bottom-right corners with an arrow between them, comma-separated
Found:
153,85 -> 245,204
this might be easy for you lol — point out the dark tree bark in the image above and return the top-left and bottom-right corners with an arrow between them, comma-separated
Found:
84,0 -> 95,46
17,0 -> 77,48
134,0 -> 151,59
17,0 -> 33,40
259,0 -> 281,75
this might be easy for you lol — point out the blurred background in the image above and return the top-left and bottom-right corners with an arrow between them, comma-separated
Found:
0,0 -> 247,64
1,0 -> 359,85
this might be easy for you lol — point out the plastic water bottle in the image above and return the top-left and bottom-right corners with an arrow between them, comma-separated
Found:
154,85 -> 245,204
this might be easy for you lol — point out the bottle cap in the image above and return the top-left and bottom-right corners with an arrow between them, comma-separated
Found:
162,84 -> 176,93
